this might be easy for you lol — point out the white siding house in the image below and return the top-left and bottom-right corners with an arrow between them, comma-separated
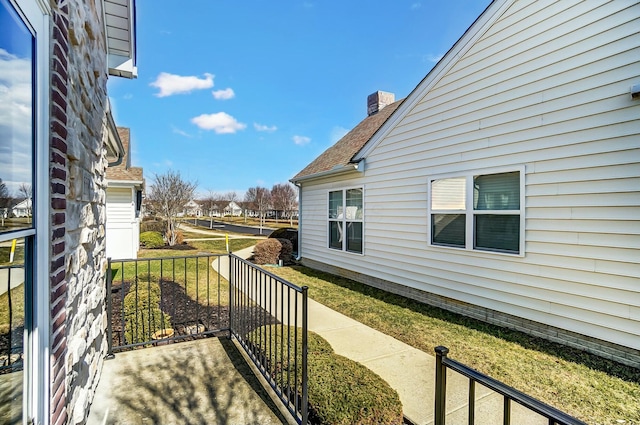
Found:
106,127 -> 143,259
292,0 -> 640,367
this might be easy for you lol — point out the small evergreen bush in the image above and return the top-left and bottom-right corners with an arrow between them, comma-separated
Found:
249,326 -> 403,425
307,354 -> 403,425
123,279 -> 171,344
140,231 -> 165,249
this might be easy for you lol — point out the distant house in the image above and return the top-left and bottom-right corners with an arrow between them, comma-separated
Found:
292,1 -> 640,367
11,198 -> 32,218
105,127 -> 144,259
225,201 -> 243,217
183,200 -> 203,217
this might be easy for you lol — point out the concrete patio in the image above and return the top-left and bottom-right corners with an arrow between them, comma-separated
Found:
87,337 -> 289,425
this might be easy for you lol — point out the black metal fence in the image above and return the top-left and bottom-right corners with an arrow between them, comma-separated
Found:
105,253 -> 309,425
229,255 -> 309,425
0,264 -> 23,373
106,254 -> 229,354
434,346 -> 587,425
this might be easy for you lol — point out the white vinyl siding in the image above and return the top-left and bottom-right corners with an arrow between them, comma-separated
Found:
298,1 -> 640,351
106,186 -> 138,259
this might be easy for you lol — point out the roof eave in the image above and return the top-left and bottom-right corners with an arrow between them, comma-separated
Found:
291,161 -> 364,185
105,0 -> 137,79
106,179 -> 144,188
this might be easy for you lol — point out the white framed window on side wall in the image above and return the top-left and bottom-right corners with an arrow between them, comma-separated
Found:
427,166 -> 525,255
328,187 -> 364,254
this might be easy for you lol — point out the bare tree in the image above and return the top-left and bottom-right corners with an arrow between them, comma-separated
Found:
270,183 -> 297,225
18,183 -> 32,220
244,186 -> 271,234
0,178 -> 11,226
200,190 -> 219,229
147,170 -> 197,246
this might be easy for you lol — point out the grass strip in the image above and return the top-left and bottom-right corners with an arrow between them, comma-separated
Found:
269,265 -> 640,425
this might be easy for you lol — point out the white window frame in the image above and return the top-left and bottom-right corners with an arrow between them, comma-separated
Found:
427,166 -> 525,256
327,187 -> 364,255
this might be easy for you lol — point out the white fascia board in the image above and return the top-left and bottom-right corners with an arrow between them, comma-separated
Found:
353,0 -> 512,162
108,55 -> 137,79
106,179 -> 144,188
290,163 -> 361,185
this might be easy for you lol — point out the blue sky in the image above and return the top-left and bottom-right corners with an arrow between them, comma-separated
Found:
107,0 -> 492,197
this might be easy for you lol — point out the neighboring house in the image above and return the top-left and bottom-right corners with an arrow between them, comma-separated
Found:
292,1 -> 640,367
105,127 -> 144,259
225,201 -> 243,217
0,0 -> 136,424
183,200 -> 203,217
11,198 -> 32,218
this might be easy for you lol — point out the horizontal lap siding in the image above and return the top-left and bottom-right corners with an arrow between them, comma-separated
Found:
300,1 -> 640,351
106,187 -> 133,223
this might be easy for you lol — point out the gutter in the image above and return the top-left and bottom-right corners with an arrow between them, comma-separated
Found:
290,159 -> 365,185
105,104 -> 124,166
294,182 -> 302,261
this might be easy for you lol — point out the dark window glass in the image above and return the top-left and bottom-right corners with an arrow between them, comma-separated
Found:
0,2 -> 35,422
0,0 -> 34,234
474,172 -> 519,210
346,222 -> 362,253
0,236 -> 27,424
328,221 -> 342,250
475,215 -> 520,253
345,188 -> 363,219
432,214 -> 465,247
328,191 -> 342,219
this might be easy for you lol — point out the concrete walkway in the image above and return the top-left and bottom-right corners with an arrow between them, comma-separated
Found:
218,246 -> 547,425
87,338 -> 289,425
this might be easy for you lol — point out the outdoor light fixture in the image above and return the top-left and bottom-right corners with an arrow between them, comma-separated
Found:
631,83 -> 640,100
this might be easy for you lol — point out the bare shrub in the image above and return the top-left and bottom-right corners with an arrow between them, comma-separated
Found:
253,239 -> 282,265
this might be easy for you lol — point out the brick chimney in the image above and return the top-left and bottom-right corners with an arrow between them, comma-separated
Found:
367,91 -> 395,116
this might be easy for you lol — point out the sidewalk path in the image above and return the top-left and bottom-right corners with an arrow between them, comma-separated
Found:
215,246 -> 546,425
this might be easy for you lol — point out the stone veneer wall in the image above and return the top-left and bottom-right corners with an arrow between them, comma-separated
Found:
50,1 -> 112,424
301,258 -> 640,369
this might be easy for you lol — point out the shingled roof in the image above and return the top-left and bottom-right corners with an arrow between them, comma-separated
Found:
292,98 -> 403,182
105,127 -> 143,183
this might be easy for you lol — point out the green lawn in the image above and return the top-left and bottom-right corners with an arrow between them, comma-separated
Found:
269,265 -> 640,425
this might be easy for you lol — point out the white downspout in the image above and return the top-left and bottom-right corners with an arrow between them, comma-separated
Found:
294,182 -> 302,261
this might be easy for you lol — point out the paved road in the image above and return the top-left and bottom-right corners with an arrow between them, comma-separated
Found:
187,218 -> 275,236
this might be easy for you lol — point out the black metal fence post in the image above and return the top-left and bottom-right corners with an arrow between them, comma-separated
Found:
105,258 -> 114,359
434,346 -> 449,425
228,253 -> 234,338
301,286 -> 309,425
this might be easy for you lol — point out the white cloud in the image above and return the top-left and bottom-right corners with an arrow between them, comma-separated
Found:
0,48 -> 33,194
153,159 -> 174,168
411,3 -> 421,10
329,126 -> 349,143
171,125 -> 193,138
292,135 -> 311,146
212,88 -> 235,100
254,123 -> 277,133
150,72 -> 214,97
123,93 -> 133,100
191,112 -> 246,134
424,53 -> 443,63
